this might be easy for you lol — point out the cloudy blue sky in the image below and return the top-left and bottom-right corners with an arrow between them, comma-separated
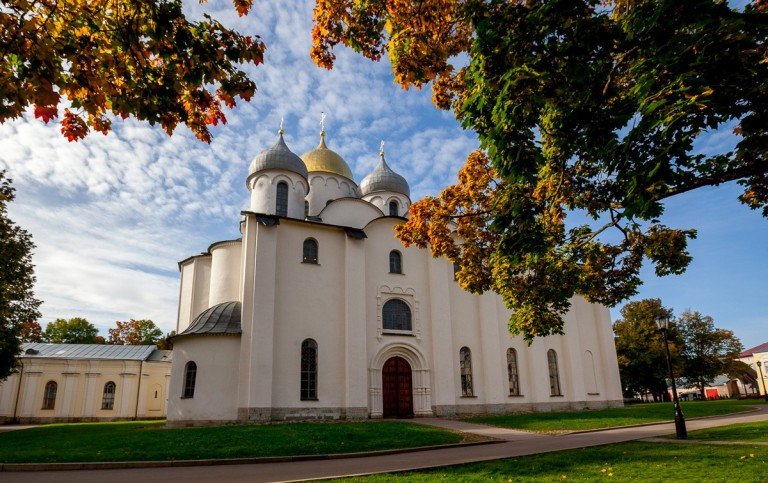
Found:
0,1 -> 765,348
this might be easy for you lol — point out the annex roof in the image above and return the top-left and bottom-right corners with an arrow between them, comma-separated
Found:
740,341 -> 768,357
20,343 -> 158,361
177,301 -> 242,337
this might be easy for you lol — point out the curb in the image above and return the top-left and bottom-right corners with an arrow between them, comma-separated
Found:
0,439 -> 502,472
564,405 -> 765,435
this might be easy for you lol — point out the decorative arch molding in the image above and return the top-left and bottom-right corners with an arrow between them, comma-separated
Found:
376,284 -> 421,341
249,173 -> 308,193
369,341 -> 432,418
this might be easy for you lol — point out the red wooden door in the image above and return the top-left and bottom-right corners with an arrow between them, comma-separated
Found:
382,356 -> 413,418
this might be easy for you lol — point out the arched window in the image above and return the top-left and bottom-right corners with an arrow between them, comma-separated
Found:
507,349 -> 520,396
183,361 -> 197,398
389,200 -> 399,216
301,339 -> 318,400
382,299 -> 412,331
303,238 -> 318,263
304,200 -> 309,218
102,381 -> 116,410
548,349 -> 562,396
389,250 -> 402,274
42,381 -> 57,409
460,347 -> 474,396
276,181 -> 288,217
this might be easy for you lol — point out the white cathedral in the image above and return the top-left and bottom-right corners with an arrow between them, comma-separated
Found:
167,125 -> 623,426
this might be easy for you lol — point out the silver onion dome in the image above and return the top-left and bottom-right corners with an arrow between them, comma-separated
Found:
247,129 -> 308,184
359,147 -> 410,198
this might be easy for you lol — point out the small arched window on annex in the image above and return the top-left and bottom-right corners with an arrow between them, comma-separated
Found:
182,361 -> 197,398
459,347 -> 474,397
275,181 -> 289,217
507,348 -> 521,396
42,380 -> 57,410
300,338 -> 318,400
382,298 -> 412,332
302,238 -> 319,264
389,250 -> 402,274
102,381 -> 116,410
547,349 -> 562,396
389,200 -> 399,216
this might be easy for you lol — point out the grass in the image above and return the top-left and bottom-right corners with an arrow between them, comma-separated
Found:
466,399 -> 764,432
684,420 -> 768,442
0,420 -> 464,464
341,442 -> 768,482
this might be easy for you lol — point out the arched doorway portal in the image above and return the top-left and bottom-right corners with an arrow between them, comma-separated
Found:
382,356 -> 413,418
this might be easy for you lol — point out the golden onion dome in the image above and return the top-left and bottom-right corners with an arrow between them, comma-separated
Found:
300,132 -> 355,181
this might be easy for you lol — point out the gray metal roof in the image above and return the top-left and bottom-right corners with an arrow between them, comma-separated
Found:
20,343 -> 157,361
146,349 -> 173,362
247,132 -> 308,182
178,301 -> 242,337
359,153 -> 410,198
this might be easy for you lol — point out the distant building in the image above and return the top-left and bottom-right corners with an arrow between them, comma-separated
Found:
167,127 -> 624,426
736,341 -> 768,397
0,343 -> 172,423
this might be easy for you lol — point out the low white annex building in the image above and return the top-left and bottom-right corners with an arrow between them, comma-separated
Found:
0,343 -> 172,423
167,126 -> 623,426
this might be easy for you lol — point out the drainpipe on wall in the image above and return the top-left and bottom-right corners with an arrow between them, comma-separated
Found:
12,360 -> 24,424
134,360 -> 144,420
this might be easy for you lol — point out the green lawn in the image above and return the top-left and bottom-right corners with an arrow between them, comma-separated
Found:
685,420 -> 768,442
343,442 -> 767,482
466,399 -> 764,432
0,420 -> 464,464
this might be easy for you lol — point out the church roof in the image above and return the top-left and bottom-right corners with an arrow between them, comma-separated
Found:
20,343 -> 158,361
359,151 -> 410,198
178,301 -> 242,337
301,132 -> 355,181
248,132 -> 308,181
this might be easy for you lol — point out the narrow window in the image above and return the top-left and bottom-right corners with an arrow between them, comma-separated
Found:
276,181 -> 288,217
183,361 -> 197,398
382,299 -> 412,331
507,349 -> 520,396
301,339 -> 318,400
303,238 -> 318,263
304,200 -> 309,218
42,380 -> 57,410
460,347 -> 474,396
548,349 -> 562,396
389,200 -> 399,216
101,381 -> 116,410
389,250 -> 402,274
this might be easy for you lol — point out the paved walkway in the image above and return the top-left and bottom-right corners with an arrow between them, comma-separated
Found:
3,407 -> 767,482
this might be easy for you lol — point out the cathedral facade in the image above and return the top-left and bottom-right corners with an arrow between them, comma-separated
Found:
167,128 -> 623,426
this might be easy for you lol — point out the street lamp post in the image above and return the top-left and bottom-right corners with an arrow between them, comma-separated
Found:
656,314 -> 687,439
757,361 -> 768,402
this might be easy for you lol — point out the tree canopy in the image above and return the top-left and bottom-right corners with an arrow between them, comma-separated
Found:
0,171 -> 42,380
613,298 -> 680,401
42,317 -> 100,344
1,0 -> 263,142
108,319 -> 164,345
677,310 -> 743,398
312,0 -> 768,341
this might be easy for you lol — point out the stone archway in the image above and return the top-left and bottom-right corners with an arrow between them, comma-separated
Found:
370,342 -> 432,418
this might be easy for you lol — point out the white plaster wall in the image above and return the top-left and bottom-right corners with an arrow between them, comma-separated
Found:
270,221 -> 347,409
167,336 -> 240,423
0,358 -> 171,421
249,171 -> 308,219
190,256 -> 212,323
307,173 -> 358,216
320,199 -> 383,229
209,241 -> 243,306
177,261 -> 195,333
362,192 -> 411,217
